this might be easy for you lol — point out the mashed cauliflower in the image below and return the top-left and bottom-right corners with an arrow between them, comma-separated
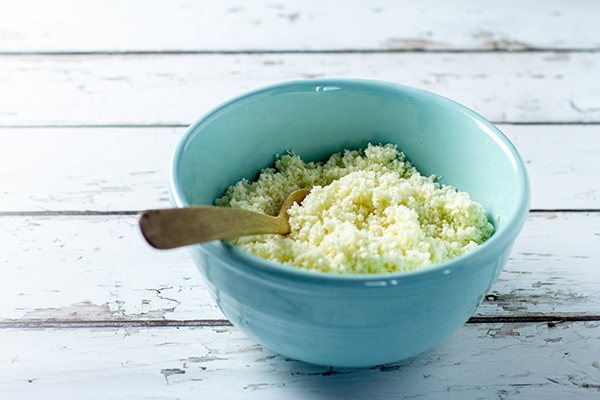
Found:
215,143 -> 494,274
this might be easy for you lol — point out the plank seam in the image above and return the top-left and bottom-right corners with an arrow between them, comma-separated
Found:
0,211 -> 142,216
0,124 -> 189,129
0,48 -> 599,56
529,209 -> 600,213
2,209 -> 600,217
1,122 -> 600,129
0,320 -> 234,329
1,316 -> 599,329
466,316 -> 600,324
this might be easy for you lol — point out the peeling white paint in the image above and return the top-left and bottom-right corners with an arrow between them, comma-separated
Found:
1,324 -> 599,399
0,1 -> 598,398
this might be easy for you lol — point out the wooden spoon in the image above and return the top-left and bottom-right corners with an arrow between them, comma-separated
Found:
139,189 -> 310,249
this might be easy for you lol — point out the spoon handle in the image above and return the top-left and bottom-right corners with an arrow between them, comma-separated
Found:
140,207 -> 288,249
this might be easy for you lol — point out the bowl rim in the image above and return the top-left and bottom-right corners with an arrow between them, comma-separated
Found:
169,78 -> 531,283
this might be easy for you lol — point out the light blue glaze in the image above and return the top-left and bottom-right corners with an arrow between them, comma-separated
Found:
170,79 -> 530,367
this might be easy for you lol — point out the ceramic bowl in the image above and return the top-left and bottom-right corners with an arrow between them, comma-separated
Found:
170,79 -> 530,367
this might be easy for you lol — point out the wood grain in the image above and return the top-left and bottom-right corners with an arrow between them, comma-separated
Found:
2,323 -> 599,399
1,53 -> 599,126
0,0 -> 598,52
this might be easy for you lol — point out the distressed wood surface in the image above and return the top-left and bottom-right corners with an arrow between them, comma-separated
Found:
2,125 -> 599,212
2,1 -> 599,397
1,212 -> 598,323
2,323 -> 600,399
1,52 -> 599,126
0,0 -> 598,53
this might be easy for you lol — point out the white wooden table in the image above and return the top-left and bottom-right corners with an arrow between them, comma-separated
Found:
1,1 -> 599,398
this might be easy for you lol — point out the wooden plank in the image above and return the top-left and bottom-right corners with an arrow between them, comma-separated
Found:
1,322 -> 599,399
0,0 -> 598,52
1,53 -> 599,126
0,128 -> 181,212
0,214 -> 225,321
500,124 -> 600,211
477,211 -> 600,317
1,212 -> 599,323
2,124 -> 599,212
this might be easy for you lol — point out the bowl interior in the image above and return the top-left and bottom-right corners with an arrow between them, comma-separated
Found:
172,79 -> 527,242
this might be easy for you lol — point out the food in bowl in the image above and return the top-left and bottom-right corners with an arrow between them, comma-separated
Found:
216,143 -> 494,274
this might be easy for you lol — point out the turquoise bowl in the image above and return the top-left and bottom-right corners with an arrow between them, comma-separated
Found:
170,79 -> 530,367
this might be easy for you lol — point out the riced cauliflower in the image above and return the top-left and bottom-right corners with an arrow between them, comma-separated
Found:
215,143 -> 494,274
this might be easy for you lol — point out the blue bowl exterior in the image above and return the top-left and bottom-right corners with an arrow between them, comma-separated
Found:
170,79 -> 530,367
188,241 -> 512,367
